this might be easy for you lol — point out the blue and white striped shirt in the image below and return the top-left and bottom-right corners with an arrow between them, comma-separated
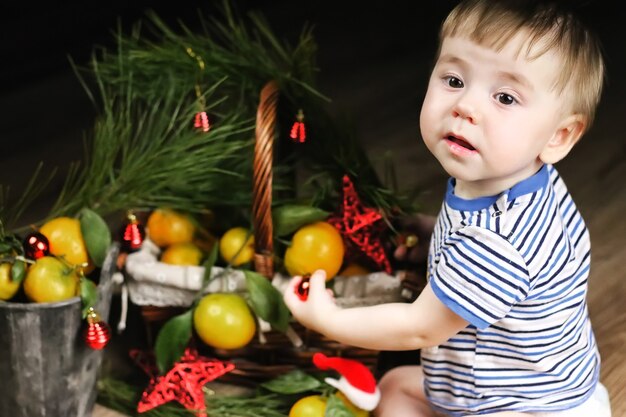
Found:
424,164 -> 599,415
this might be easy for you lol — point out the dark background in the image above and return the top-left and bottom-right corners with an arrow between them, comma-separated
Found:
0,1 -> 624,222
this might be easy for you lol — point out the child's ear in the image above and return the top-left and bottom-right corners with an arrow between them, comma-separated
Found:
539,114 -> 586,164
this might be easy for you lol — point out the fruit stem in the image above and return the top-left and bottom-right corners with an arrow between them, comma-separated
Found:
14,255 -> 35,265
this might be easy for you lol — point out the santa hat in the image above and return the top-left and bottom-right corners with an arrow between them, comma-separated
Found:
312,353 -> 381,411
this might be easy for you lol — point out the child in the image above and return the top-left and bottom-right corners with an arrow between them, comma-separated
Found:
283,0 -> 612,416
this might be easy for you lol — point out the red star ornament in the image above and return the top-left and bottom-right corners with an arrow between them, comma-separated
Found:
131,348 -> 235,417
328,175 -> 392,274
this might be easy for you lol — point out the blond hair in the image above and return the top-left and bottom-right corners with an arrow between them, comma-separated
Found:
439,0 -> 604,128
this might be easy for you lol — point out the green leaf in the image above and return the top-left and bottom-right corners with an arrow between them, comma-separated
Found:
244,270 -> 290,332
79,208 -> 112,267
325,394 -> 356,417
260,370 -> 321,394
10,260 -> 26,284
80,277 -> 98,317
201,243 -> 219,289
155,310 -> 193,375
7,235 -> 24,255
273,205 -> 329,237
0,242 -> 12,253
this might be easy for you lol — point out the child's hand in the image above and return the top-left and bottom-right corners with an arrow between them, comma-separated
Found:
283,269 -> 339,333
394,213 -> 436,265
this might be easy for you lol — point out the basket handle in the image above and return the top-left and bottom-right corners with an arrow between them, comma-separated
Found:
252,81 -> 279,279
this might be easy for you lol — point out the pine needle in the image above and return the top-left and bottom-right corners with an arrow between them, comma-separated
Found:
97,377 -> 290,417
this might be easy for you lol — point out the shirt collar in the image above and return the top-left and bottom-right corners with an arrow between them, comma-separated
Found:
445,164 -> 549,211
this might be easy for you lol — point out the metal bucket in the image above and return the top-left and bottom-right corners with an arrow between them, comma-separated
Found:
0,244 -> 118,417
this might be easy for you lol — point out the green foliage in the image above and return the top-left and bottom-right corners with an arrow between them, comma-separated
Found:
97,369 -> 366,417
79,278 -> 99,317
325,394 -> 356,417
273,204 -> 329,236
10,260 -> 26,285
201,243 -> 220,290
154,310 -> 194,375
1,0 -> 416,233
97,377 -> 292,416
0,163 -> 55,232
260,370 -> 322,394
244,270 -> 290,332
79,208 -> 112,267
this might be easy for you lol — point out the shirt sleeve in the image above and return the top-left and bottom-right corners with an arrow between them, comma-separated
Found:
429,225 -> 530,329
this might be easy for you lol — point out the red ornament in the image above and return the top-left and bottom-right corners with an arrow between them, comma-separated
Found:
84,307 -> 111,350
22,232 -> 50,260
131,348 -> 235,417
328,175 -> 392,274
194,111 -> 211,132
295,273 -> 311,301
120,211 -> 145,252
289,109 -> 306,143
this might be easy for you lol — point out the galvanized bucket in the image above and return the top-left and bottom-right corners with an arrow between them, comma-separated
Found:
0,244 -> 118,417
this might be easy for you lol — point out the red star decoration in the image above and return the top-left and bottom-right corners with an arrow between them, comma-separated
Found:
328,175 -> 392,274
130,348 -> 235,417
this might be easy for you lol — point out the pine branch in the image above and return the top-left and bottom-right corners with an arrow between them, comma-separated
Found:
1,0 -> 418,233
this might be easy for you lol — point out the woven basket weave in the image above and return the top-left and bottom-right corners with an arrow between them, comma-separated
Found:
125,80 -> 420,383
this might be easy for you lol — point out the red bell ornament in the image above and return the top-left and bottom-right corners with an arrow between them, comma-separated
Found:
295,274 -> 311,301
121,211 -> 145,252
22,232 -> 50,260
289,109 -> 306,143
84,307 -> 111,350
194,111 -> 211,132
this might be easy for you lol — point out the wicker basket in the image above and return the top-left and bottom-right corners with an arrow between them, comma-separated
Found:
123,80 -> 423,383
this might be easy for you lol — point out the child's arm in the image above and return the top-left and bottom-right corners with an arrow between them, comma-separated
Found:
283,270 -> 468,351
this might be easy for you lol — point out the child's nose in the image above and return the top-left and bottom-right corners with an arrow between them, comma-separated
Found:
452,96 -> 479,124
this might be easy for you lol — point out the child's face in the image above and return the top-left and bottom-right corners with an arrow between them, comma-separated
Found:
420,33 -> 570,198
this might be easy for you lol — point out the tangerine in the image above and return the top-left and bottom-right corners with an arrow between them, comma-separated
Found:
284,221 -> 345,280
146,209 -> 195,248
339,263 -> 371,277
193,293 -> 256,350
0,263 -> 21,301
161,242 -> 204,266
39,217 -> 94,274
288,395 -> 327,417
218,227 -> 254,266
23,256 -> 79,303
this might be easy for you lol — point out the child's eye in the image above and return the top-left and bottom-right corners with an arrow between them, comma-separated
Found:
445,76 -> 464,88
496,93 -> 517,105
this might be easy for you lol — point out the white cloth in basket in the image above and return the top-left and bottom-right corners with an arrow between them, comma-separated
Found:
124,238 -> 403,308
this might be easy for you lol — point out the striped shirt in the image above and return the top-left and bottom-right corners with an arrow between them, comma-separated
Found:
423,164 -> 600,415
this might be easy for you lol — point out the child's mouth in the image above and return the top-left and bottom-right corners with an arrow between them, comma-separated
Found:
446,135 -> 475,151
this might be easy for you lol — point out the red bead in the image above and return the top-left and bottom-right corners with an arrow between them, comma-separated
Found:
295,274 -> 311,301
84,320 -> 111,350
22,232 -> 50,260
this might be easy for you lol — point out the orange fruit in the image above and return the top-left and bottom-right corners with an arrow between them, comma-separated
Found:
23,256 -> 79,303
0,263 -> 21,301
339,263 -> 371,277
289,395 -> 327,417
39,216 -> 94,274
193,293 -> 256,350
219,227 -> 254,266
146,209 -> 195,248
161,242 -> 204,266
284,221 -> 345,280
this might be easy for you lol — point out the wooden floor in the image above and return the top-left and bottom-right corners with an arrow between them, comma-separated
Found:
0,2 -> 623,416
